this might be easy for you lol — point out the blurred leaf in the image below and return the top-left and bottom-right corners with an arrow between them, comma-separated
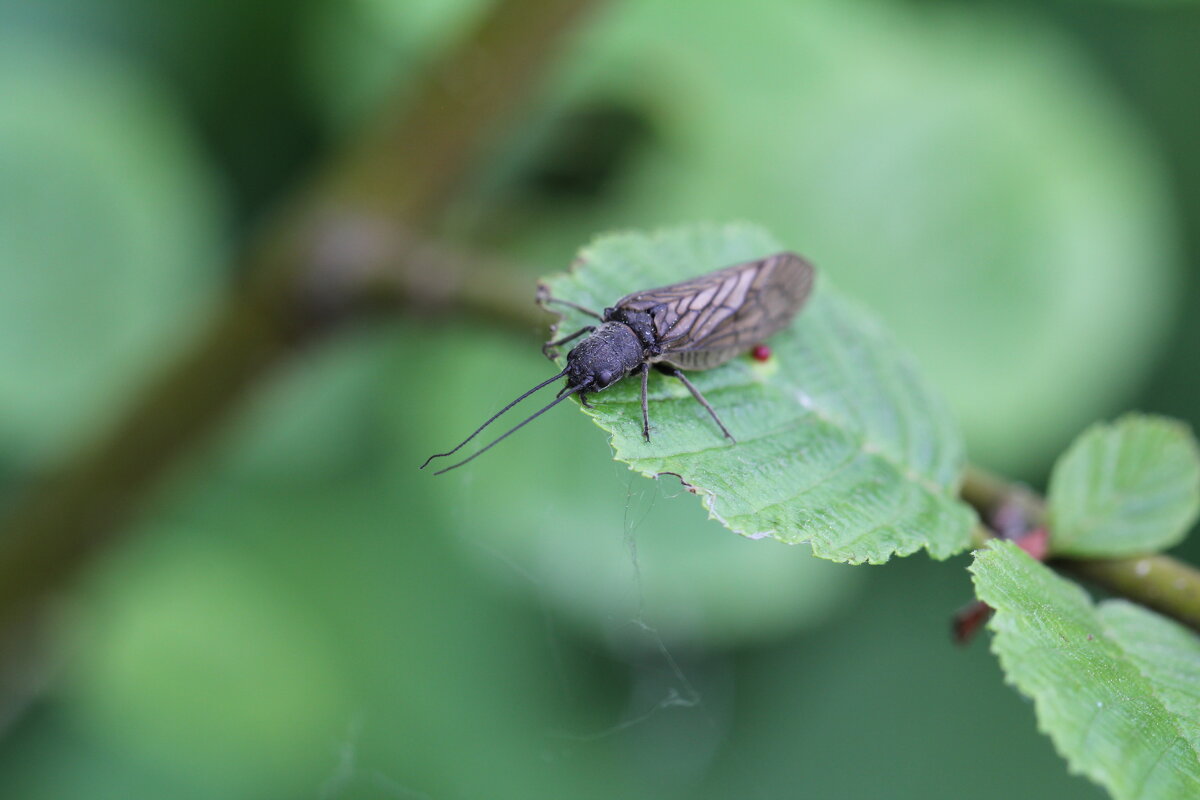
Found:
336,0 -> 1172,475
540,224 -> 975,564
0,727 -> 206,800
62,533 -> 355,797
55,475 -> 655,800
971,542 -> 1200,800
391,318 -> 857,648
1048,415 -> 1200,556
702,554 -> 1105,800
2,0 -> 328,210
209,325 -> 393,483
0,35 -> 223,463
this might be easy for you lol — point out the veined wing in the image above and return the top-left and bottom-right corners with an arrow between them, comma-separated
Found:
617,253 -> 814,367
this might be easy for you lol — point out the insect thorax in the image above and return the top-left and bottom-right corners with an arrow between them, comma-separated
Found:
564,322 -> 645,391
603,306 -> 661,353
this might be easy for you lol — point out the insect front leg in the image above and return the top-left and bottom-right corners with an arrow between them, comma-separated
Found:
659,366 -> 736,443
542,326 -> 595,359
639,363 -> 652,442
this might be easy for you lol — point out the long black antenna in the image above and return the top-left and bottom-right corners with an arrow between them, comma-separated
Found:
421,368 -> 568,469
433,386 -> 584,475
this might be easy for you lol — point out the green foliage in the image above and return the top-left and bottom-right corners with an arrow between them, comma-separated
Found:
55,478 -> 648,800
972,542 -> 1200,800
1048,415 -> 1200,557
213,327 -> 396,482
2,0 -> 1198,798
328,0 -> 1182,473
0,35 -> 222,463
541,224 -> 976,563
65,533 -> 353,796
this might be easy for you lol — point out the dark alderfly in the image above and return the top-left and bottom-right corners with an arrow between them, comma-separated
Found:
422,252 -> 815,474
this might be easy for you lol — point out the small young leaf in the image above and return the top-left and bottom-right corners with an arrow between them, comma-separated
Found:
972,542 -> 1200,800
541,224 -> 975,563
1048,415 -> 1200,557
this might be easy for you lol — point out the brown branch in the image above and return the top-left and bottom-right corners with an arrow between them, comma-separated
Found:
0,0 -> 602,630
961,465 -> 1200,632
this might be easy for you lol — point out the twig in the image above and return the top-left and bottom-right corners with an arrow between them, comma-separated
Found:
961,465 -> 1200,632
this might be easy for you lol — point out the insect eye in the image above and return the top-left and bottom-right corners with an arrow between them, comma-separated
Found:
598,369 -> 614,386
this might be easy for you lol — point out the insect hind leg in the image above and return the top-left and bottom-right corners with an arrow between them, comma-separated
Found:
658,366 -> 736,443
639,363 -> 651,442
537,285 -> 603,320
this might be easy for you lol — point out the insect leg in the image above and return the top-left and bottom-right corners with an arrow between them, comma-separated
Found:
542,326 -> 595,358
639,363 -> 652,442
659,366 -> 736,442
537,286 -> 604,320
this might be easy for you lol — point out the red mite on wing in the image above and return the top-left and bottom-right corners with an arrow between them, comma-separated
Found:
422,253 -> 815,474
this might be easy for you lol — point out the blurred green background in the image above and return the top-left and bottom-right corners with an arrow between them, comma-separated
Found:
1,0 -> 1199,797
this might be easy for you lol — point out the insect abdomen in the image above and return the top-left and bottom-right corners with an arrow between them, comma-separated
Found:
627,252 -> 813,371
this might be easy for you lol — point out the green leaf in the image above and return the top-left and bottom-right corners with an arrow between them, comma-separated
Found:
62,476 -> 654,800
540,223 -> 975,564
1047,415 -> 1200,557
971,542 -> 1200,800
66,536 -> 353,794
0,36 -> 223,463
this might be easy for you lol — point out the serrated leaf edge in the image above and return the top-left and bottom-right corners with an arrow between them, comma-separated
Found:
972,543 -> 1200,799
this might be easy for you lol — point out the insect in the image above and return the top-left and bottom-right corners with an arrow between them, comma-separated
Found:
422,252 -> 815,474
